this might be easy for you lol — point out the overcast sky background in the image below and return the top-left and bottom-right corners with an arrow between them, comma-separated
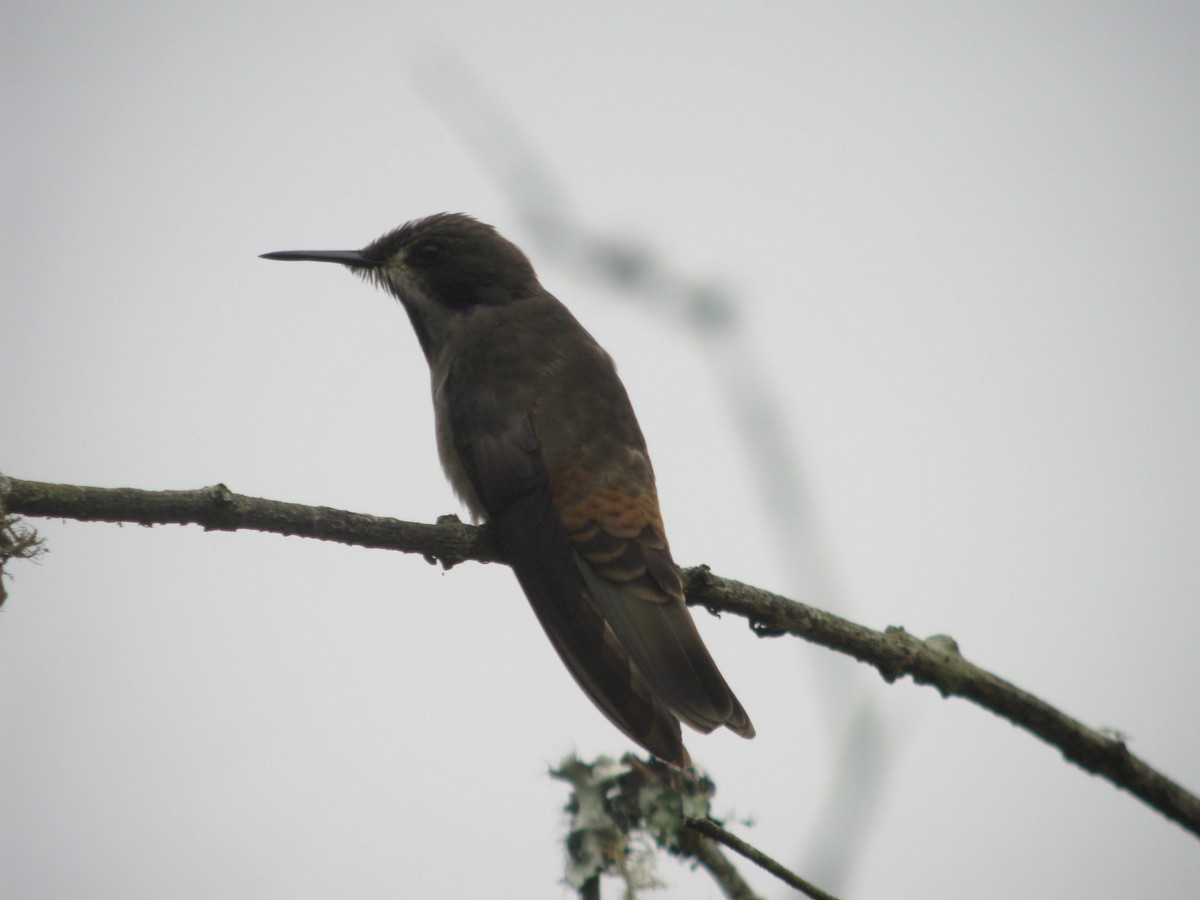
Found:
4,2 -> 1199,898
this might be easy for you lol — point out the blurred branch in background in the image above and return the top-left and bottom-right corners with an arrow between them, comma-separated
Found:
411,49 -> 886,888
5,475 -> 1198,844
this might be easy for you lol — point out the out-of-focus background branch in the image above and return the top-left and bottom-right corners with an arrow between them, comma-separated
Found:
412,54 -> 890,887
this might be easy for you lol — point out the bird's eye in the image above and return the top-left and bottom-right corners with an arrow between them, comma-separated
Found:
415,242 -> 441,264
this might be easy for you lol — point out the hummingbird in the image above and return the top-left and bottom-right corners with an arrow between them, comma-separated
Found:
262,213 -> 753,765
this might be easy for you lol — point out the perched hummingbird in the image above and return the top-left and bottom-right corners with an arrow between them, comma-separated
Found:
262,213 -> 753,765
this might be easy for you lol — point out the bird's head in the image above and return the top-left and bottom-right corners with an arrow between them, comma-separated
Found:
261,213 -> 539,359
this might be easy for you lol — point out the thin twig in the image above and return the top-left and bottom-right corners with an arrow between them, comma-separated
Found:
683,833 -> 762,900
685,818 -> 839,900
3,474 -> 1198,841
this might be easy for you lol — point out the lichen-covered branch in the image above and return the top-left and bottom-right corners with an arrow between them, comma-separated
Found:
553,754 -> 780,900
0,511 -> 48,607
3,474 -> 1198,841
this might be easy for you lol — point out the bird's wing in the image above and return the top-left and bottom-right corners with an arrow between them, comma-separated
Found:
549,461 -> 754,739
453,403 -> 691,765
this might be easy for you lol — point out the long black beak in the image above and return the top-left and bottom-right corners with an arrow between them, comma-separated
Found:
259,249 -> 383,267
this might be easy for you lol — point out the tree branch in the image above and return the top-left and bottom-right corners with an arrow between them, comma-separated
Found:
0,475 -> 503,568
3,474 -> 1198,841
679,567 -> 1200,840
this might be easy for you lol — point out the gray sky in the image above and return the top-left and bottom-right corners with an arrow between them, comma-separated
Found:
4,2 -> 1199,897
